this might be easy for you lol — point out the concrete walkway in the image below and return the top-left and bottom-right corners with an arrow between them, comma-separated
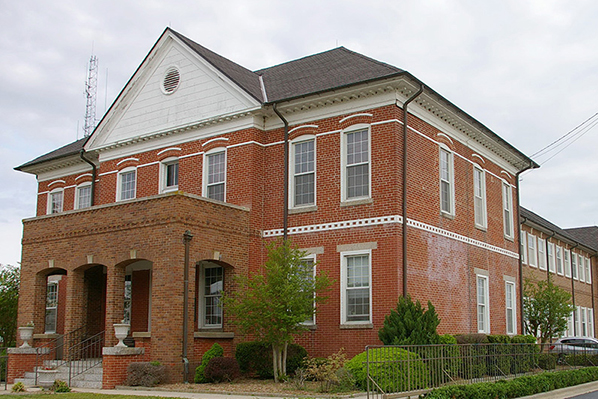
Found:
2,382 -> 598,398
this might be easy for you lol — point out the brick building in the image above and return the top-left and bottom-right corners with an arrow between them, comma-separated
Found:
14,28 -> 537,385
520,207 -> 597,337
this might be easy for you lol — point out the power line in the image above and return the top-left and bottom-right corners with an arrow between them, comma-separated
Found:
531,112 -> 598,159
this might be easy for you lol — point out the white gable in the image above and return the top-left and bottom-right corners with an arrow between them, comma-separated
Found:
87,33 -> 260,151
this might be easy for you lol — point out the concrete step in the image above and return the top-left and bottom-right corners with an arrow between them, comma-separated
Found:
69,380 -> 102,389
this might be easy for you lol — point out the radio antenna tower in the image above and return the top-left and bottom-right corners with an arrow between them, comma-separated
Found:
83,55 -> 98,137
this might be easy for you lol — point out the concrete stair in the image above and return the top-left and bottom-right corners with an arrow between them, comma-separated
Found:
15,359 -> 103,389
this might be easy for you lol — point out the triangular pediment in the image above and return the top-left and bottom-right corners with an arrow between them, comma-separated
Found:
86,30 -> 261,151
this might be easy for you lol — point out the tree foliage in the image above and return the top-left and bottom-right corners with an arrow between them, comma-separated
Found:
378,294 -> 441,345
223,240 -> 332,382
523,278 -> 575,344
0,264 -> 20,347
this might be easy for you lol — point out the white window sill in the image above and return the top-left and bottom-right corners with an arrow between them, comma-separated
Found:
340,323 -> 373,329
194,331 -> 235,339
340,198 -> 373,207
475,224 -> 487,232
440,211 -> 455,220
132,332 -> 151,338
289,205 -> 317,214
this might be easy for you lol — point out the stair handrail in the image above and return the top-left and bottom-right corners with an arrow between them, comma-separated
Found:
34,326 -> 87,386
67,330 -> 105,386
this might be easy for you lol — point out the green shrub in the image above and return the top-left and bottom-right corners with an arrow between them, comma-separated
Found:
235,341 -> 307,378
195,343 -> 224,383
538,353 -> 558,370
378,295 -> 440,346
125,362 -> 167,387
204,357 -> 242,382
425,367 -> 598,399
486,335 -> 512,377
11,382 -> 26,393
303,349 -> 354,392
563,353 -> 598,367
346,347 -> 428,393
51,380 -> 71,392
510,335 -> 539,374
455,334 -> 489,378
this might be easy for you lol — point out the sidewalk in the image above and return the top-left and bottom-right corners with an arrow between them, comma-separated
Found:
2,382 -> 598,398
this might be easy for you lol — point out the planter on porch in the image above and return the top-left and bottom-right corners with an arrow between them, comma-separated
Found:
37,369 -> 58,388
18,326 -> 34,348
114,323 -> 130,348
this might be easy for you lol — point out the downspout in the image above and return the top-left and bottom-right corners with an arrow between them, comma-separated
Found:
79,150 -> 97,206
273,104 -> 289,241
401,85 -> 424,298
516,162 -> 535,334
182,230 -> 193,383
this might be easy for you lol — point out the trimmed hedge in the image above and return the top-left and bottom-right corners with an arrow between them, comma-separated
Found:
235,341 -> 307,378
204,357 -> 242,382
425,366 -> 598,399
125,362 -> 167,387
346,347 -> 428,392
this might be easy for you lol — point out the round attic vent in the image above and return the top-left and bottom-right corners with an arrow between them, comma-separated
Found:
162,67 -> 180,94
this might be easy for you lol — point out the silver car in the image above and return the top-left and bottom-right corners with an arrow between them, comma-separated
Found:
548,337 -> 598,354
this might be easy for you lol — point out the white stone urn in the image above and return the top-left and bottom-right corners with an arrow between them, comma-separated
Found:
113,323 -> 130,347
18,326 -> 34,348
37,369 -> 58,388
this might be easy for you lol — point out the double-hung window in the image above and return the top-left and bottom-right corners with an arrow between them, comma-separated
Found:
538,238 -> 546,270
547,243 -> 556,273
45,279 -> 59,333
579,254 -> 586,282
292,138 -> 315,207
556,246 -> 564,275
572,252 -> 578,280
48,189 -> 64,214
204,150 -> 226,202
200,263 -> 224,328
161,159 -> 179,192
440,148 -> 454,215
118,169 -> 136,201
564,249 -> 571,277
341,250 -> 371,324
502,183 -> 513,239
300,255 -> 316,325
477,274 -> 490,333
521,231 -> 527,265
528,234 -> 537,267
76,184 -> 92,209
505,281 -> 516,335
343,129 -> 370,201
585,257 -> 592,284
473,167 -> 487,228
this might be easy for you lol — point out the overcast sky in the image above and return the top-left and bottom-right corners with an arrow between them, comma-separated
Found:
1,0 -> 598,266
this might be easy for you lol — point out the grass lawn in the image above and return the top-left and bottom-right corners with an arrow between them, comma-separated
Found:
1,395 -> 171,399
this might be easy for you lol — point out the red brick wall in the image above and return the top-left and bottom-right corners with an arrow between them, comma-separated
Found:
7,352 -> 37,383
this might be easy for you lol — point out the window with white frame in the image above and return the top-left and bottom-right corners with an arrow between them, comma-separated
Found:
538,238 -> 547,270
341,250 -> 371,324
528,234 -> 537,267
502,183 -> 513,238
199,263 -> 224,328
556,246 -> 564,275
582,307 -> 588,336
566,312 -> 574,337
588,308 -> 595,337
47,189 -> 64,214
572,252 -> 578,280
292,138 -> 315,207
75,183 -> 92,209
564,249 -> 571,278
521,230 -> 527,265
505,281 -> 516,335
342,128 -> 370,201
118,168 -> 136,201
204,150 -> 226,202
576,307 -> 582,336
585,256 -> 591,284
548,243 -> 556,273
440,148 -> 454,215
477,274 -> 490,333
473,166 -> 486,228
300,255 -> 316,325
45,279 -> 59,333
579,254 -> 586,282
161,158 -> 179,192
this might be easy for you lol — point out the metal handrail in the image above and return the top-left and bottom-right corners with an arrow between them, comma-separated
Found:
34,326 -> 87,385
67,330 -> 105,385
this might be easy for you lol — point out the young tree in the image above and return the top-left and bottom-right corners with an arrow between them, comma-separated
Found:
0,264 -> 20,347
378,294 -> 441,345
223,240 -> 331,382
523,278 -> 575,345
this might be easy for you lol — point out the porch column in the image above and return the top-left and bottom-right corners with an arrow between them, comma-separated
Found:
64,269 -> 86,334
105,265 -> 126,347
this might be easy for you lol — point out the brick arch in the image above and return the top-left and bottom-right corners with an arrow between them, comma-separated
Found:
116,157 -> 140,171
202,137 -> 229,152
289,124 -> 318,140
32,268 -> 68,337
339,112 -> 373,130
436,132 -> 455,150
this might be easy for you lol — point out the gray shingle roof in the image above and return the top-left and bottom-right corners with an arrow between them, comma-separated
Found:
15,137 -> 87,171
521,207 -> 598,252
564,226 -> 598,252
